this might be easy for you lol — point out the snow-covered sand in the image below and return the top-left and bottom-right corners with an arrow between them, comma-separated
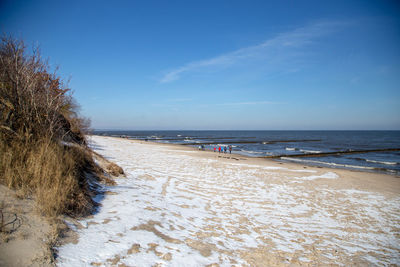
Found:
57,136 -> 400,266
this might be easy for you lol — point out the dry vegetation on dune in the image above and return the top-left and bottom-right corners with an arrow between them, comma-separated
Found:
0,36 -> 126,265
0,36 -> 119,218
1,140 -> 96,217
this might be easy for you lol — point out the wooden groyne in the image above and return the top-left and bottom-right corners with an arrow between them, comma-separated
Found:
136,137 -> 254,141
180,139 -> 322,146
261,148 -> 400,159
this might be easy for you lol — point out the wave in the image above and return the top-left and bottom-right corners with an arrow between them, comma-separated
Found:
365,159 -> 398,165
285,147 -> 322,153
147,135 -> 163,139
300,149 -> 322,154
280,157 -> 377,170
352,157 -> 399,166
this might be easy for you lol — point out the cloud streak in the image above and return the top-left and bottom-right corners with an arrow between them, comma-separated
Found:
166,98 -> 193,102
217,101 -> 283,106
160,21 -> 345,83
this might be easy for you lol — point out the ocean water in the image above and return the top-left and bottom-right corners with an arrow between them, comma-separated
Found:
93,130 -> 400,175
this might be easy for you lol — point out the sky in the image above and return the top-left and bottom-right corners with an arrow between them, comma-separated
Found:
1,0 -> 400,130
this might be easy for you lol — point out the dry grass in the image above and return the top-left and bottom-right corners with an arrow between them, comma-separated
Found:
106,162 -> 125,176
0,139 -> 96,217
0,36 -> 125,265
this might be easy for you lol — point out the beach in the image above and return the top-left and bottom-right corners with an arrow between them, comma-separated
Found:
57,135 -> 400,266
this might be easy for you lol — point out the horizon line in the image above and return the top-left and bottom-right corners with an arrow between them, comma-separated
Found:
91,129 -> 400,131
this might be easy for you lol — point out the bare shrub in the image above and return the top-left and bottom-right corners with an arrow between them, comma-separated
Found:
0,35 -> 86,145
0,36 -> 101,217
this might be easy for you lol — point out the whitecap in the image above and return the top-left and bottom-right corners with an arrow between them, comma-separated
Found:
300,149 -> 322,154
365,159 -> 398,165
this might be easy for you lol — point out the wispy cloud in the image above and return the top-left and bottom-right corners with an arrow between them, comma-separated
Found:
160,21 -> 345,83
166,98 -> 193,102
217,100 -> 282,106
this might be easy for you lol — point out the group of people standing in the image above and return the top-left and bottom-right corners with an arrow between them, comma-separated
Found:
198,144 -> 233,154
214,145 -> 232,154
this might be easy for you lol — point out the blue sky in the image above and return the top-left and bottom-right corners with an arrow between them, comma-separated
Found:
1,0 -> 400,130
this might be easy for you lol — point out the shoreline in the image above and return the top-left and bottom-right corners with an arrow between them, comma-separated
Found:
109,135 -> 400,189
57,135 -> 400,265
94,131 -> 400,177
93,135 -> 400,198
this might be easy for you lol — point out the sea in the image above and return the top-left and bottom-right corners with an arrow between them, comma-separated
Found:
93,130 -> 400,175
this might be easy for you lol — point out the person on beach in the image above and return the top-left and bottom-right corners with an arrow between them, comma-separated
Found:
229,145 -> 232,154
214,146 -> 216,152
218,146 -> 221,153
224,146 -> 227,153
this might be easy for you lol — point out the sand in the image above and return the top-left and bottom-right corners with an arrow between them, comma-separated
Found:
0,185 -> 54,267
57,135 -> 400,266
